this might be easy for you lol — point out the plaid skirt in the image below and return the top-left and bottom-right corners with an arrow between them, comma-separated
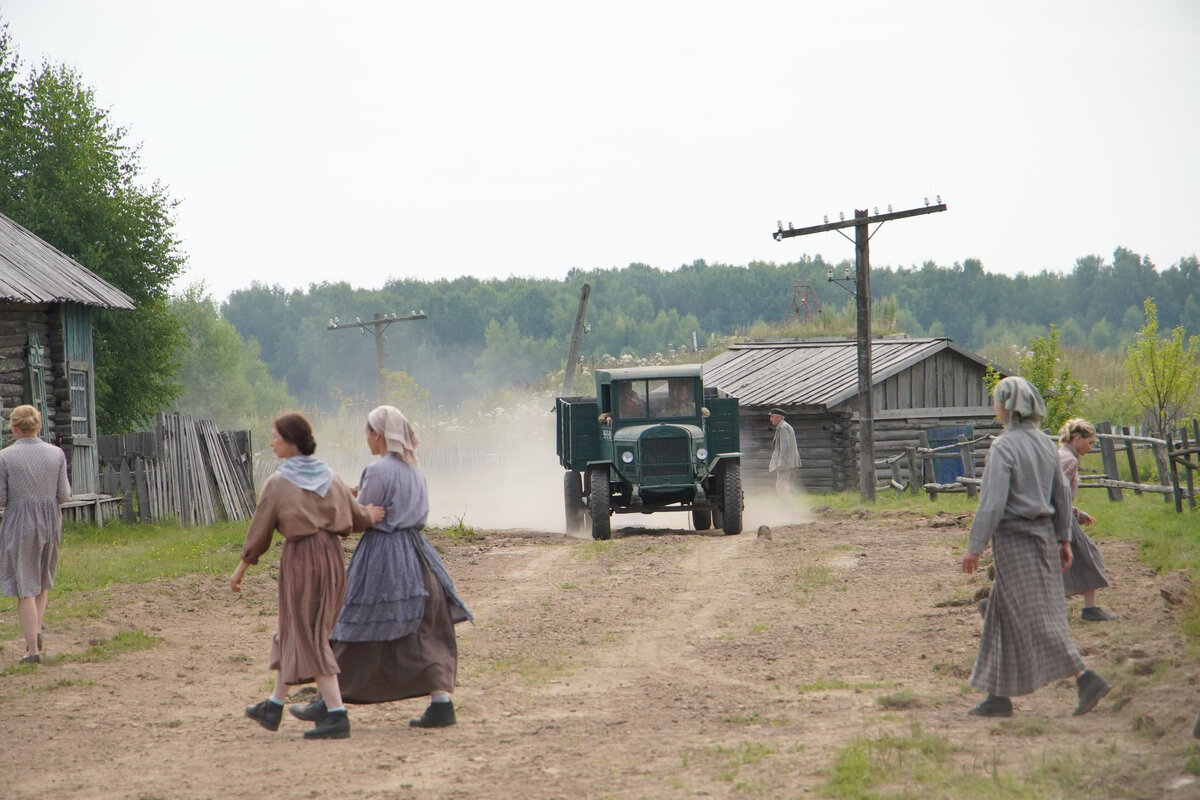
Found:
1062,518 -> 1109,596
971,516 -> 1085,697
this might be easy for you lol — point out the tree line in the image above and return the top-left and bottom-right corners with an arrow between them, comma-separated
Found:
216,253 -> 1200,413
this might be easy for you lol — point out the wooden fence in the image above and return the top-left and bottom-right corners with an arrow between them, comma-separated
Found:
97,413 -> 256,525
876,418 -> 1199,512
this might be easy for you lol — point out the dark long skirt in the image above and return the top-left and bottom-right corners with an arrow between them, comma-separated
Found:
333,560 -> 458,704
1062,518 -> 1109,596
971,516 -> 1085,697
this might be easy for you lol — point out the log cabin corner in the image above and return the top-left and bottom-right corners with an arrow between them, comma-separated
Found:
0,210 -> 135,517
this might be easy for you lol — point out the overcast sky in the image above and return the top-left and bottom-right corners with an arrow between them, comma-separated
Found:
4,1 -> 1198,304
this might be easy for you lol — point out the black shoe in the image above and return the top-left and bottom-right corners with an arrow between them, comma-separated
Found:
1081,606 -> 1120,622
1073,670 -> 1111,716
18,652 -> 41,665
245,699 -> 283,731
410,701 -> 456,728
304,709 -> 350,739
289,697 -> 328,723
968,694 -> 1012,717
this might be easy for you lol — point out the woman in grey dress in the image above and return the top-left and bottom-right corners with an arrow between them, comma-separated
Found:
1057,418 -> 1118,621
291,405 -> 472,729
961,378 -> 1111,718
0,405 -> 71,665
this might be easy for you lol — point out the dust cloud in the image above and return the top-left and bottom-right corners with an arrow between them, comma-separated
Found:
420,396 -> 813,535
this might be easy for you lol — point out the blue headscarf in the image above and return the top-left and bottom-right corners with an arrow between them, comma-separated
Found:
276,455 -> 334,497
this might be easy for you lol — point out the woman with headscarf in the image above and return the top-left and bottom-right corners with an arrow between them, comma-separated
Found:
230,412 -> 383,739
0,405 -> 71,665
961,377 -> 1111,718
1056,417 -> 1118,621
290,405 -> 473,729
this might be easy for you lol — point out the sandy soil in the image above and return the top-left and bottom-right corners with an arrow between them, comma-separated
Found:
3,504 -> 1199,800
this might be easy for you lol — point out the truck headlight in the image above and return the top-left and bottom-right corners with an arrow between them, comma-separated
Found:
696,448 -> 708,461
621,450 -> 634,464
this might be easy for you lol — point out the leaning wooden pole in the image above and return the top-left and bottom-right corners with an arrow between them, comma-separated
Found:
561,283 -> 591,396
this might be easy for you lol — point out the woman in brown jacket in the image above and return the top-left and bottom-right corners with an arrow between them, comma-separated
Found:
230,412 -> 382,739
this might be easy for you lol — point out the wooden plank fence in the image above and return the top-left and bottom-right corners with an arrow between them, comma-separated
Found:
875,418 -> 1199,512
97,413 -> 256,525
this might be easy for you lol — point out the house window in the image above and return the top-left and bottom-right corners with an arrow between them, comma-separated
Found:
25,334 -> 48,435
70,369 -> 91,438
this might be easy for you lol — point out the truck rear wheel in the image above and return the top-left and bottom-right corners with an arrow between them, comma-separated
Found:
691,509 -> 712,530
588,466 -> 611,540
721,461 -> 743,535
563,471 -> 586,535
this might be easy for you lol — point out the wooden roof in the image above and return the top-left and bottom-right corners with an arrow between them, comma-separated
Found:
703,338 -> 996,410
0,211 -> 136,309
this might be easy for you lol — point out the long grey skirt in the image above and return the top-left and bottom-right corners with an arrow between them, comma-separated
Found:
971,516 -> 1085,697
1062,518 -> 1109,597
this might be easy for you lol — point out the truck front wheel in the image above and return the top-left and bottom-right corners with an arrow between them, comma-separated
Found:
564,471 -> 586,535
721,461 -> 744,535
691,509 -> 712,530
588,466 -> 611,540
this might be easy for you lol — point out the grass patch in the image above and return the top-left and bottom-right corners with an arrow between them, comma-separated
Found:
429,514 -> 482,543
574,540 -> 619,559
0,520 -> 249,639
875,688 -> 922,710
793,562 -> 838,606
482,651 -> 572,684
681,740 -> 778,784
725,711 -> 788,727
824,721 -> 1124,799
0,630 -> 159,677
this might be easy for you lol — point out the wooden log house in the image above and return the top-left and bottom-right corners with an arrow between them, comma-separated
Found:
703,338 -> 1006,493
0,210 -> 135,510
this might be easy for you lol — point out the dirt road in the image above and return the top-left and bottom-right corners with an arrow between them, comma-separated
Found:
3,506 -> 1197,799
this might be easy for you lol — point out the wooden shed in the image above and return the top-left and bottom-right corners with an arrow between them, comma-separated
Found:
0,210 -> 135,497
702,337 -> 1005,493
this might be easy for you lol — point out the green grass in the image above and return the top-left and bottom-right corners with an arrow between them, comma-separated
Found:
0,520 -> 250,639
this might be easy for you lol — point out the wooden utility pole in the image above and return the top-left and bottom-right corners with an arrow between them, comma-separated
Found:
561,283 -> 591,396
327,311 -> 428,402
773,200 -> 948,501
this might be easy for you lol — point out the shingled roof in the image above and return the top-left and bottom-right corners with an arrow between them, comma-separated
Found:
703,338 -> 996,410
0,211 -> 135,309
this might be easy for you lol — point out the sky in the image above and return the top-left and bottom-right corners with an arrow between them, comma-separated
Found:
3,1 -> 1199,304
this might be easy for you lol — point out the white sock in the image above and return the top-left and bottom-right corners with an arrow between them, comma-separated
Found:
431,692 -> 451,704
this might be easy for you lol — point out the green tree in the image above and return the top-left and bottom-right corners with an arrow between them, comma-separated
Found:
1018,324 -> 1083,432
1126,298 -> 1200,439
170,284 -> 295,430
0,28 -> 185,432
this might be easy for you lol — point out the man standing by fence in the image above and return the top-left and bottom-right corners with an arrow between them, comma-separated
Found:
769,408 -> 800,511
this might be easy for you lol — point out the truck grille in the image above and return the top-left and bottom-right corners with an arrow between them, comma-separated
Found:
640,434 -> 691,478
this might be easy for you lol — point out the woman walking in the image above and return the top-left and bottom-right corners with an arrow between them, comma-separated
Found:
961,377 -> 1111,718
1057,418 -> 1118,621
230,412 -> 383,739
291,405 -> 472,729
0,405 -> 71,665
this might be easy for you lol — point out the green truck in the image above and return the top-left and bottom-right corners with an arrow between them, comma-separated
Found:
555,364 -> 743,539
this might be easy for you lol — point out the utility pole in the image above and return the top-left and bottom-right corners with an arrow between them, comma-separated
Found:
772,199 -> 948,501
561,283 -> 591,396
327,311 -> 428,402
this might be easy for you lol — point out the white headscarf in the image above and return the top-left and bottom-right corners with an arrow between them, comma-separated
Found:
368,405 -> 420,465
992,376 -> 1047,423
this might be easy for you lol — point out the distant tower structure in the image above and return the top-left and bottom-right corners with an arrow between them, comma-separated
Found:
786,279 -> 822,322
